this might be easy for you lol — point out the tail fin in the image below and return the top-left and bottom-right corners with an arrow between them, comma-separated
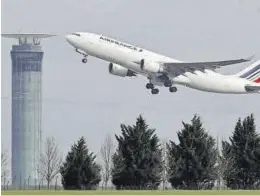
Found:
238,60 -> 260,83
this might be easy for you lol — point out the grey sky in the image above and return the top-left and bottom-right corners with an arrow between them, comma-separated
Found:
2,0 -> 260,166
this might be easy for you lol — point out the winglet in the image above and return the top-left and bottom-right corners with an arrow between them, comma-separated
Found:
245,55 -> 254,61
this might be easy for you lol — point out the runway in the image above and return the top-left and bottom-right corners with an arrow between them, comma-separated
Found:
6,195 -> 259,196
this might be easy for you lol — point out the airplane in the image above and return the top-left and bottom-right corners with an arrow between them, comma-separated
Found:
65,32 -> 260,95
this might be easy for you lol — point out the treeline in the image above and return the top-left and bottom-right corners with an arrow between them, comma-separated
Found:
58,114 -> 260,190
3,114 -> 258,190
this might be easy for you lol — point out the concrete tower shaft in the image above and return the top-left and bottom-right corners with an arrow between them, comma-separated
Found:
11,45 -> 43,187
2,33 -> 55,187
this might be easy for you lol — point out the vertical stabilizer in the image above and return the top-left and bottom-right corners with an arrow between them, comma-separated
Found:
238,60 -> 260,83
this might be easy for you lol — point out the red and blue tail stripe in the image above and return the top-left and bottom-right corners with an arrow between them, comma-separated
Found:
239,61 -> 260,83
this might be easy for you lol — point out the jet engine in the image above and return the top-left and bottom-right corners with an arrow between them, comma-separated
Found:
108,63 -> 136,77
140,59 -> 163,73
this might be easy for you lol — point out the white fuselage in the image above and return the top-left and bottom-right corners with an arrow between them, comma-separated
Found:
66,32 -> 255,94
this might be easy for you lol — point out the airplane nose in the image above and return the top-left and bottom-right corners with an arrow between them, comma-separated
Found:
65,35 -> 77,47
65,35 -> 72,43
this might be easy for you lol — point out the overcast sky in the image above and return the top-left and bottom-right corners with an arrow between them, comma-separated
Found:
2,0 -> 260,164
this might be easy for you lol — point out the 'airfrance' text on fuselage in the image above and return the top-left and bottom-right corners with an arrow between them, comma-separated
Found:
99,36 -> 143,52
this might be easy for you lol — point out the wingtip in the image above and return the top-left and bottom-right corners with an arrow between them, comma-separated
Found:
245,55 -> 254,61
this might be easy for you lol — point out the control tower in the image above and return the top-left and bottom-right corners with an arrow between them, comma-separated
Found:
2,34 -> 55,187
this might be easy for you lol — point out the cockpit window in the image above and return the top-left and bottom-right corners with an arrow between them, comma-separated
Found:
72,33 -> 80,36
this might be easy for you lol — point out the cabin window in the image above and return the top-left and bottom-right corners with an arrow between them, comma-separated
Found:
72,33 -> 81,37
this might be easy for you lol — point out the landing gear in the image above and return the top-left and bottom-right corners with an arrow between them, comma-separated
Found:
82,58 -> 87,63
169,86 -> 177,93
146,83 -> 154,89
146,77 -> 159,95
164,80 -> 172,87
151,88 -> 159,94
76,49 -> 88,64
146,83 -> 159,94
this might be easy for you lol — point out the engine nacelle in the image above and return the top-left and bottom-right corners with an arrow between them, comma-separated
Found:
140,59 -> 163,73
108,63 -> 136,77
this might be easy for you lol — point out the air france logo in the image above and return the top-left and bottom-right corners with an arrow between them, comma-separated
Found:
100,36 -> 142,52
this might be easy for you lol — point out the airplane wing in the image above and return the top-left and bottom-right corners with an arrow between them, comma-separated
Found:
162,56 -> 253,75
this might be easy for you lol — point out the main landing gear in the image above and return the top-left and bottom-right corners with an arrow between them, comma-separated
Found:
146,83 -> 159,95
76,49 -> 88,64
169,86 -> 177,93
164,80 -> 178,93
146,83 -> 177,94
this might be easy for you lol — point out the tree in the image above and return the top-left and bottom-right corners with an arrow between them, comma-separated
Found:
1,151 -> 8,184
161,139 -> 168,190
111,115 -> 163,190
38,137 -> 62,189
100,134 -> 115,189
167,115 -> 217,190
60,137 -> 101,190
222,114 -> 260,189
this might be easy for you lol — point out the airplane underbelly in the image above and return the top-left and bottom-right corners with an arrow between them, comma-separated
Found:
185,73 -> 247,94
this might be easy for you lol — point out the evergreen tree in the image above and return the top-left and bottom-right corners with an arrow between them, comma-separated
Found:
60,137 -> 101,190
222,114 -> 260,189
111,115 -> 163,190
167,115 -> 217,190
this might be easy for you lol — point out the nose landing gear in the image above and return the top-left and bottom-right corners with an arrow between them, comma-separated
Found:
82,58 -> 87,63
76,49 -> 88,64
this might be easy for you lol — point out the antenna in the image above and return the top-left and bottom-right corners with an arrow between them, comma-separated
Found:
1,33 -> 56,45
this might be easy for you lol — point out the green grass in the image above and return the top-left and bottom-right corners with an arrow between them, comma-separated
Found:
2,190 -> 260,195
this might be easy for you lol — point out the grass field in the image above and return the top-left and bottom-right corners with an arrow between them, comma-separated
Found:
2,190 -> 260,195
